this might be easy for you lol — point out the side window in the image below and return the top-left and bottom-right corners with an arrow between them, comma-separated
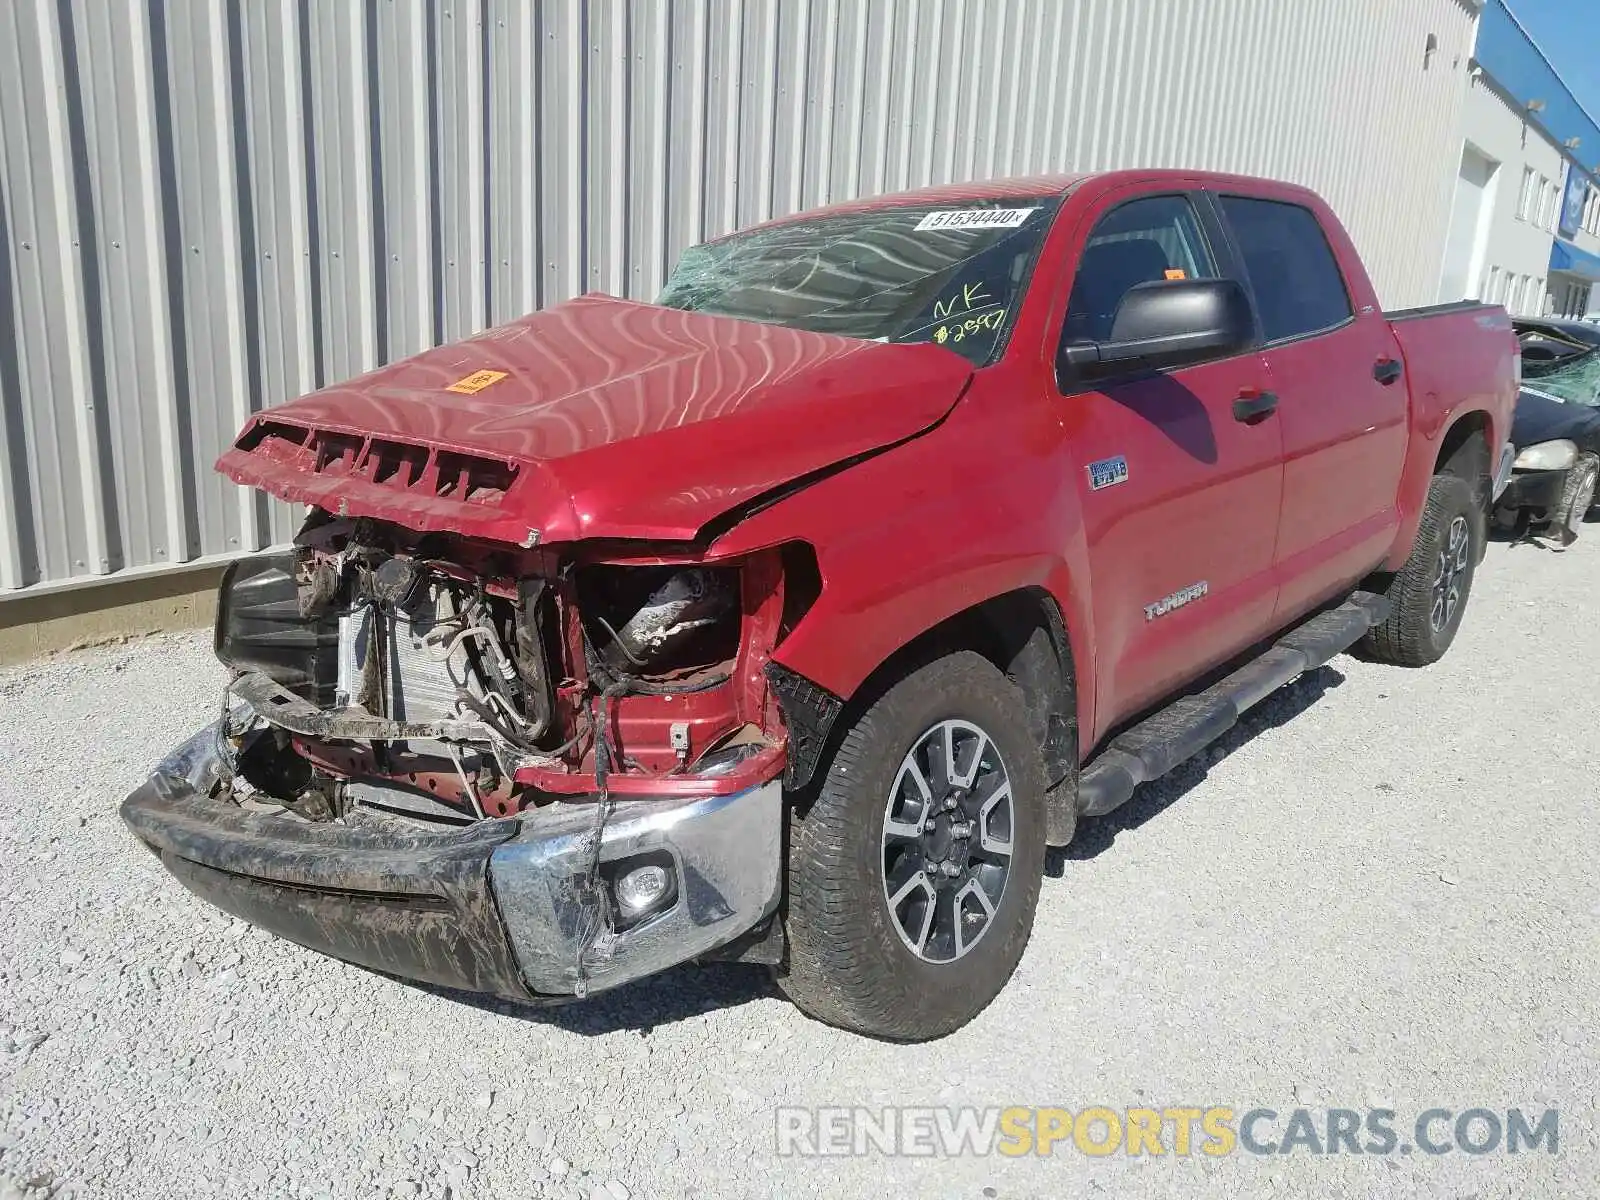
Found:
1219,196 -> 1353,342
1063,195 -> 1219,344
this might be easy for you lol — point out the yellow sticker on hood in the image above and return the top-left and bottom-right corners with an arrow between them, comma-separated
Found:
445,369 -> 508,395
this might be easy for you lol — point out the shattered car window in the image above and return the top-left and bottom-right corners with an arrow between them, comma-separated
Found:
656,199 -> 1063,365
1522,346 -> 1600,406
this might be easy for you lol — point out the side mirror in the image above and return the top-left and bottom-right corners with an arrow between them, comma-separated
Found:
1061,278 -> 1256,372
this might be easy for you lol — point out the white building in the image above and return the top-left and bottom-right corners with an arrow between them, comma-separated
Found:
0,0 -> 1509,637
1442,0 -> 1600,316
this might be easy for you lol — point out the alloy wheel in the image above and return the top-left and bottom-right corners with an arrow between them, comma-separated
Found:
881,719 -> 1013,963
1430,514 -> 1470,633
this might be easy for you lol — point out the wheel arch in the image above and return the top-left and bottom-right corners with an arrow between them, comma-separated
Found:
1384,406 -> 1495,572
773,585 -> 1081,846
1436,409 -> 1492,492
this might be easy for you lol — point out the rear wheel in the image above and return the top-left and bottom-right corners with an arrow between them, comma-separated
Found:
776,651 -> 1048,1041
1359,471 -> 1482,667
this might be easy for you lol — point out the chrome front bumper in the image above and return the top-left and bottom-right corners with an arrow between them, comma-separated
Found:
491,784 -> 783,995
121,720 -> 784,1000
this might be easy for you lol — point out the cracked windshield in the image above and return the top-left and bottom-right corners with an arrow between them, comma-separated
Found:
1523,345 -> 1600,405
656,199 -> 1063,364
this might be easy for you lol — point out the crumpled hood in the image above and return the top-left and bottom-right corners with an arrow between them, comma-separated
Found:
218,295 -> 973,545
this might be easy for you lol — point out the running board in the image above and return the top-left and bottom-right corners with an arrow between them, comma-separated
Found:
1074,591 -> 1390,821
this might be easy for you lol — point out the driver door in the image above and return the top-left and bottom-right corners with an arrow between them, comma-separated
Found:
1055,191 -> 1285,739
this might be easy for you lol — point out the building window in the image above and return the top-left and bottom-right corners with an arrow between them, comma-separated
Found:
1534,277 -> 1546,315
1539,178 -> 1555,230
1509,274 -> 1526,314
1484,265 -> 1500,302
1517,167 -> 1536,220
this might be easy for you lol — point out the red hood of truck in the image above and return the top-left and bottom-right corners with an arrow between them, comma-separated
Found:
218,295 -> 972,545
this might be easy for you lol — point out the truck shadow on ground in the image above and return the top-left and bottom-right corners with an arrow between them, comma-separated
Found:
1047,662 -> 1346,871
403,963 -> 774,1036
402,665 -> 1347,1034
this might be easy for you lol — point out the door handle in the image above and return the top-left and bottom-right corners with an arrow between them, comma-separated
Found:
1233,390 -> 1278,423
1373,357 -> 1403,385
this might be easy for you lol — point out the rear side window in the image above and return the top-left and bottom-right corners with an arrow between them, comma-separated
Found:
1219,196 -> 1352,342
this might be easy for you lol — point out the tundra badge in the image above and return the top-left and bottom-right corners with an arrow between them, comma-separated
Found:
1087,455 -> 1129,490
1145,581 -> 1209,621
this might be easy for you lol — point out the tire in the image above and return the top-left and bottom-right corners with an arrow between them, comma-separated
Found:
1552,453 -> 1598,540
776,651 -> 1049,1041
1359,471 -> 1482,667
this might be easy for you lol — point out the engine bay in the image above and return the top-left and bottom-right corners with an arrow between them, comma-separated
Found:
214,510 -> 806,825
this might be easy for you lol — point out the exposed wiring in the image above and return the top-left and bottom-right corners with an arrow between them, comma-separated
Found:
455,691 -> 545,754
419,598 -> 552,755
580,620 -> 730,697
541,710 -> 594,758
571,681 -> 628,999
589,610 -> 650,667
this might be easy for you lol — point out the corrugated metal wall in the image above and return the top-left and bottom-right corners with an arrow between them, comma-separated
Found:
0,0 -> 1479,597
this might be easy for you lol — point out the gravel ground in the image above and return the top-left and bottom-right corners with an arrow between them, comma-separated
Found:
1,535 -> 1596,1200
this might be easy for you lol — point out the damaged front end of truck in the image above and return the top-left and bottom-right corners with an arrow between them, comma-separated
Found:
122,494 -> 827,998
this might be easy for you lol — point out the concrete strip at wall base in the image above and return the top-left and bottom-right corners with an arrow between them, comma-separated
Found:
0,563 -> 226,666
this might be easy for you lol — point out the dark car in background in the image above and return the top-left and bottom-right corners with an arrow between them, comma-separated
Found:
1496,321 -> 1600,543
1516,317 -> 1600,364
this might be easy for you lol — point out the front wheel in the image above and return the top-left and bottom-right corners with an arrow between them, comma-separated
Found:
1551,453 -> 1598,543
776,651 -> 1048,1041
1359,471 -> 1482,667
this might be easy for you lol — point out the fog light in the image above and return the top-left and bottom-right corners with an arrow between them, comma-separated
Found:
614,864 -> 673,919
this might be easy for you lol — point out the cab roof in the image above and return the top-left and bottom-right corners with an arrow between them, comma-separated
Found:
715,173 -> 1092,241
714,168 -> 1333,242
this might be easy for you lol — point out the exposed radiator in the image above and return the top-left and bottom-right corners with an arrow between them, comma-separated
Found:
335,594 -> 478,727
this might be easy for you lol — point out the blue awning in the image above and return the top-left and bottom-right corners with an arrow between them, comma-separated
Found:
1478,1 -> 1600,190
1550,239 -> 1600,283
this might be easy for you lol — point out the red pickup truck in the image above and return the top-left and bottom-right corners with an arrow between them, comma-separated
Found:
122,170 -> 1518,1040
